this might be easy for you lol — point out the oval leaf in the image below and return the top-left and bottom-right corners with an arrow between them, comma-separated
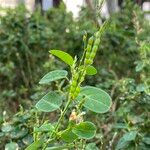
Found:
50,50 -> 74,66
5,142 -> 19,150
72,122 -> 96,139
34,123 -> 54,133
25,140 -> 43,150
36,92 -> 62,112
61,129 -> 78,143
116,131 -> 137,150
77,86 -> 112,113
86,66 -> 97,75
39,70 -> 68,84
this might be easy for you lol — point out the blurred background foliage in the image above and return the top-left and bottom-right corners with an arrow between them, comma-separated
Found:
0,0 -> 150,149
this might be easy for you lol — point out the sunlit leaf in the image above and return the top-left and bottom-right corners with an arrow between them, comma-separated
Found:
116,131 -> 137,150
77,86 -> 112,113
50,50 -> 74,66
86,66 -> 97,75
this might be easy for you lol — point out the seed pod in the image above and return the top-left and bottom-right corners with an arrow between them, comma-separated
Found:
85,58 -> 89,65
86,51 -> 90,59
74,73 -> 79,81
95,31 -> 100,38
72,80 -> 77,87
70,86 -> 75,93
94,38 -> 100,46
87,44 -> 92,52
92,45 -> 98,53
88,36 -> 94,45
76,86 -> 80,93
90,52 -> 96,59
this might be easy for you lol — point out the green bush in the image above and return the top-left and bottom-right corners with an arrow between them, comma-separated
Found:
0,1 -> 149,149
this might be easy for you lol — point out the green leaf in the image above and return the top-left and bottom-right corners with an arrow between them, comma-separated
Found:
39,70 -> 68,84
77,86 -> 112,113
85,143 -> 99,150
142,137 -> 150,145
86,66 -> 97,75
25,140 -> 43,150
116,131 -> 137,150
34,123 -> 54,133
61,128 -> 78,143
2,123 -> 13,133
50,50 -> 74,66
136,84 -> 145,92
36,92 -> 62,112
5,142 -> 19,150
72,121 -> 96,139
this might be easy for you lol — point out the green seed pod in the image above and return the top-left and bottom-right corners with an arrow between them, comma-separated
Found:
90,52 -> 96,59
94,38 -> 100,46
80,76 -> 85,82
92,45 -> 98,53
74,92 -> 79,98
85,58 -> 89,65
70,85 -> 75,93
88,59 -> 93,65
95,31 -> 100,38
88,36 -> 94,45
72,80 -> 77,87
86,51 -> 90,59
74,73 -> 79,81
76,86 -> 80,93
87,44 -> 92,52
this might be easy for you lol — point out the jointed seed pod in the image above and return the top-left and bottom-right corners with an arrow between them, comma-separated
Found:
72,80 -> 77,87
94,38 -> 100,46
90,52 -> 96,59
87,44 -> 92,52
92,45 -> 98,53
88,36 -> 94,45
76,86 -> 80,93
85,52 -> 90,59
95,31 -> 100,38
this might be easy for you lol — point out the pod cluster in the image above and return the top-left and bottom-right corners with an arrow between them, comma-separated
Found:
69,72 -> 80,100
84,31 -> 101,66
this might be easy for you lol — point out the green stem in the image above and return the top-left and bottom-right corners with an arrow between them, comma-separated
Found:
54,98 -> 72,133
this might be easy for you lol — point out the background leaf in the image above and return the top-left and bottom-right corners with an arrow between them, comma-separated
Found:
36,92 -> 62,112
34,123 -> 54,133
77,86 -> 112,113
39,70 -> 68,84
116,131 -> 137,150
5,142 -> 19,150
50,50 -> 74,66
72,122 -> 96,139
